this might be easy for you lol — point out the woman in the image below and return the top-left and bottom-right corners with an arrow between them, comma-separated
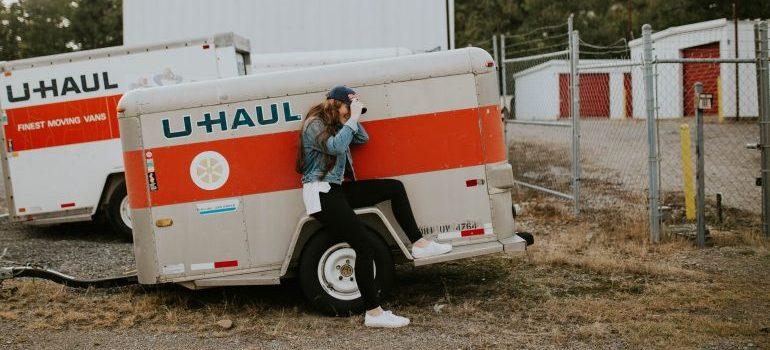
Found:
295,85 -> 453,328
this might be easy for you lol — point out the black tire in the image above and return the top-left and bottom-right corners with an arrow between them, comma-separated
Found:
298,226 -> 394,316
107,180 -> 133,240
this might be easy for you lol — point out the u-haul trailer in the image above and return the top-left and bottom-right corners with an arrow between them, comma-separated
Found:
0,33 -> 251,238
118,47 -> 527,315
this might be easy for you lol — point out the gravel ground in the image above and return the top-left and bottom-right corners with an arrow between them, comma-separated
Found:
0,164 -> 134,279
0,219 -> 135,278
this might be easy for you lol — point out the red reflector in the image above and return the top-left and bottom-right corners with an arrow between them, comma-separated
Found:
461,228 -> 485,237
202,44 -> 210,49
466,179 -> 478,187
214,260 -> 238,268
486,61 -> 495,67
19,208 -> 25,213
61,202 -> 75,208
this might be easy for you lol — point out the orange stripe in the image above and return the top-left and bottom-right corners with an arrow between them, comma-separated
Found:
480,105 -> 507,163
124,150 -> 150,209
125,105 -> 504,209
4,94 -> 122,151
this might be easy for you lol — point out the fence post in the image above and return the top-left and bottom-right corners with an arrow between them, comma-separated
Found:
569,28 -> 581,215
501,34 -> 507,98
757,21 -> 770,238
642,24 -> 661,243
694,82 -> 707,247
493,35 -> 500,94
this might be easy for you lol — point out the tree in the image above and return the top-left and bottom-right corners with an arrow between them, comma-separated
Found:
0,0 -> 122,61
69,0 -> 122,51
15,0 -> 74,59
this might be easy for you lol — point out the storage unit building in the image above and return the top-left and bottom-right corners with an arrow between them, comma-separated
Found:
628,18 -> 768,119
513,60 -> 631,120
123,0 -> 454,55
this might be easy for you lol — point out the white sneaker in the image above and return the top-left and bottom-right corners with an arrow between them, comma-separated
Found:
411,240 -> 453,259
364,310 -> 410,328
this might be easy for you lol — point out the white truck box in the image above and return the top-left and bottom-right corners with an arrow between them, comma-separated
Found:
0,33 -> 251,237
118,48 -> 526,315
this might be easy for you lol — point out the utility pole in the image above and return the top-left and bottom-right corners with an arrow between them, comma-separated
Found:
627,0 -> 633,40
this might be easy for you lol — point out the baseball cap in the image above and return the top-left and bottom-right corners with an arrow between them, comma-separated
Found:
327,85 -> 367,114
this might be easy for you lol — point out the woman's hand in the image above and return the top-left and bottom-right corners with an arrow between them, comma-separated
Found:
349,99 -> 364,121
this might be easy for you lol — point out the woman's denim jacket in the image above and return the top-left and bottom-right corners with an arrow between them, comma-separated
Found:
300,117 -> 369,184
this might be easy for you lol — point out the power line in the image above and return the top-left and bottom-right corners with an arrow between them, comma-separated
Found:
579,37 -> 628,50
580,48 -> 631,56
507,32 -> 568,48
506,42 -> 568,56
506,22 -> 568,39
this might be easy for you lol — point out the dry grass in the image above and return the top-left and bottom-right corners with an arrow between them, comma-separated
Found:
1,187 -> 769,348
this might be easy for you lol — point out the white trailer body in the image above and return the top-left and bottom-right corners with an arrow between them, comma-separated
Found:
123,0 -> 455,54
118,48 -> 527,314
0,33 -> 251,233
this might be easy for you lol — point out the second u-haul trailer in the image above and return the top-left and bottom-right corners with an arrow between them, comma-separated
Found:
0,33 -> 251,238
118,47 -> 528,315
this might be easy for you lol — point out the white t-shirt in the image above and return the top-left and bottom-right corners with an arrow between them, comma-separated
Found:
302,181 -> 331,216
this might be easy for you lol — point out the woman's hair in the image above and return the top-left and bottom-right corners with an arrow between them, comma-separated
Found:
295,98 -> 346,178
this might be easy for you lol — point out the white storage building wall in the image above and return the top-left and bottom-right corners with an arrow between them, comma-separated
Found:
629,19 -> 767,119
513,60 -> 630,120
250,47 -> 413,74
123,0 -> 454,54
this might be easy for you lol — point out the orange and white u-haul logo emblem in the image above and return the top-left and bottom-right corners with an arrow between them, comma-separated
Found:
189,151 -> 230,190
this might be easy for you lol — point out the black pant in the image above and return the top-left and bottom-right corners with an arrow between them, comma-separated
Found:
310,178 -> 423,310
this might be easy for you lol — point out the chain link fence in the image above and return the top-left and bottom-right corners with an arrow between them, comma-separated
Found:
496,17 -> 769,242
497,21 -> 576,209
651,57 -> 762,235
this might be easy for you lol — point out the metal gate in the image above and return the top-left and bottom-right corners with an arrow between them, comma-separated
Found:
497,17 -> 581,214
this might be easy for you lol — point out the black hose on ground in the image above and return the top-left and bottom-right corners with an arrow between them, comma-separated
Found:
0,266 -> 138,288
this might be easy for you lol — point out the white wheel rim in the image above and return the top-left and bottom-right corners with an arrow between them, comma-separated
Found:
317,243 -> 375,301
120,195 -> 133,230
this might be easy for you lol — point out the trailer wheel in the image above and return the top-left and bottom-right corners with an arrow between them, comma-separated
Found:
298,227 -> 394,316
107,181 -> 133,240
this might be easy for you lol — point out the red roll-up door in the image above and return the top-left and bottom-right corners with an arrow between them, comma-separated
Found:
559,73 -> 610,118
624,73 -> 632,118
559,74 -> 570,118
682,42 -> 720,117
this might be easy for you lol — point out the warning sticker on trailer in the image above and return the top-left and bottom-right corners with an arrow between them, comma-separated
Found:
196,199 -> 239,216
145,151 -> 158,192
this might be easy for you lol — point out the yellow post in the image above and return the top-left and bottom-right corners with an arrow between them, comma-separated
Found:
679,124 -> 696,221
717,76 -> 723,123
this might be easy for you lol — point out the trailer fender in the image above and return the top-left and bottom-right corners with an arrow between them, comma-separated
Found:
280,207 -> 414,277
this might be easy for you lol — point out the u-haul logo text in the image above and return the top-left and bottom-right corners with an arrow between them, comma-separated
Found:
5,72 -> 118,103
162,101 -> 302,139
